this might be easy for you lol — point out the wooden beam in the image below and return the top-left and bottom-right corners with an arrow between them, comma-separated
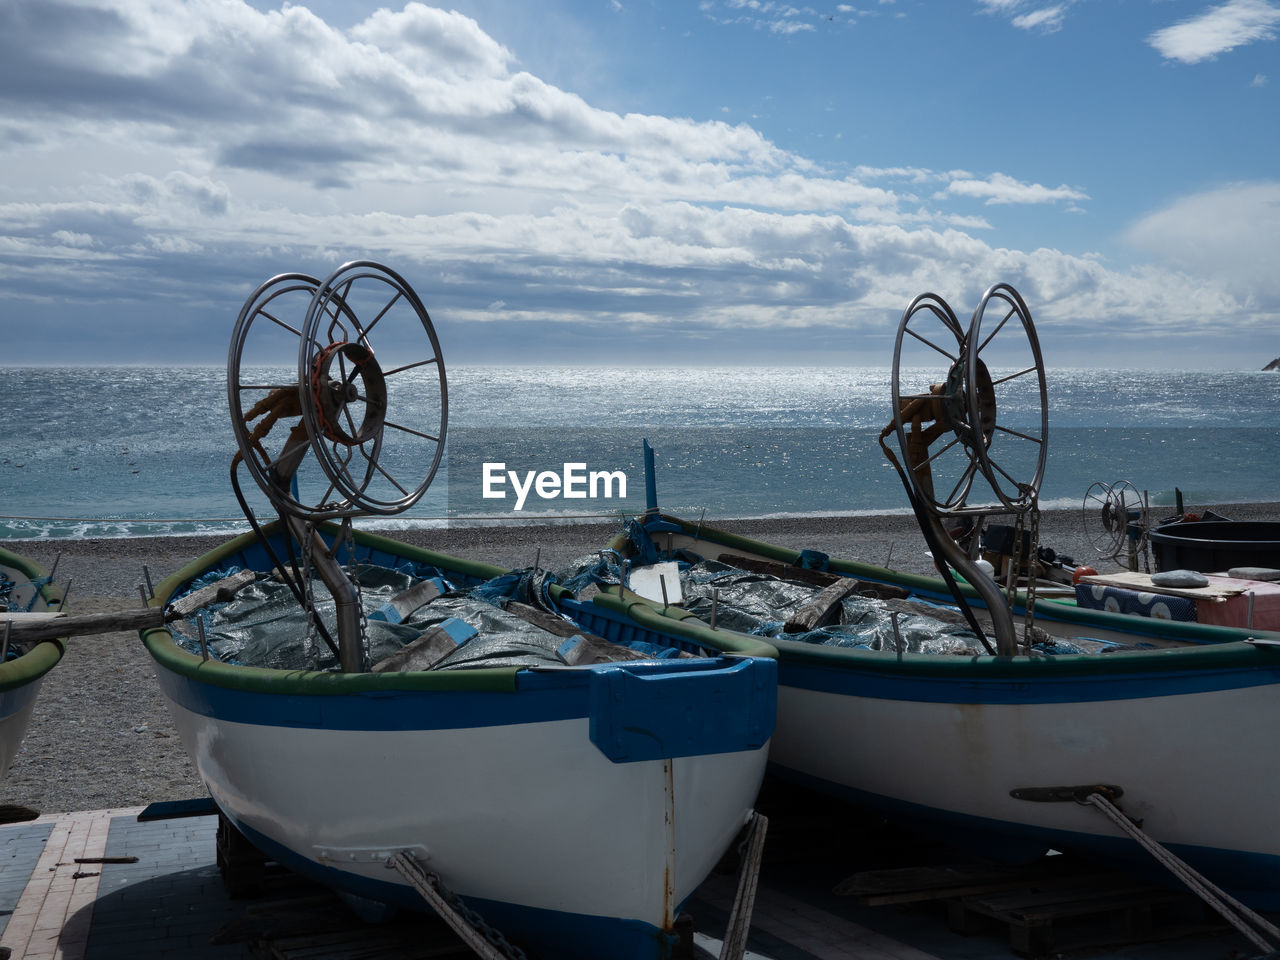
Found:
1,571 -> 257,643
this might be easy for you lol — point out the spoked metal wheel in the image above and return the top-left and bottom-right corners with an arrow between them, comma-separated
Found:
965,283 -> 1048,513
1082,480 -> 1123,561
890,292 -> 983,515
1108,479 -> 1149,565
228,262 -> 447,521
228,272 -> 326,518
300,261 -> 447,517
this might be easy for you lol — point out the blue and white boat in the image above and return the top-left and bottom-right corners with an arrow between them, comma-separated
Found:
594,453 -> 1280,912
141,521 -> 776,960
0,545 -> 67,778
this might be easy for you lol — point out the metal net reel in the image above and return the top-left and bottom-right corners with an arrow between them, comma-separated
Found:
881,283 -> 1050,656
227,261 -> 448,671
884,284 -> 1048,520
1082,479 -> 1150,571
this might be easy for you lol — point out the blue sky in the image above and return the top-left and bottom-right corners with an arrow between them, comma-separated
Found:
2,0 -> 1277,367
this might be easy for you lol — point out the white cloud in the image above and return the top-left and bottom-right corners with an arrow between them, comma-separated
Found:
945,173 -> 1089,206
704,0 -> 828,33
1125,180 -> 1280,299
1252,72 -> 1269,85
978,1 -> 1077,32
1012,6 -> 1066,32
1148,0 -> 1280,63
0,0 -> 1271,365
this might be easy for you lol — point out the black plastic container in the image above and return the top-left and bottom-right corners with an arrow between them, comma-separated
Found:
1149,520 -> 1280,573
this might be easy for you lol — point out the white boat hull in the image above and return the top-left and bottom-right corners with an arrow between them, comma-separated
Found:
156,666 -> 768,958
1,549 -> 66,779
0,678 -> 44,777
610,515 -> 1280,909
143,524 -> 778,960
770,652 -> 1280,907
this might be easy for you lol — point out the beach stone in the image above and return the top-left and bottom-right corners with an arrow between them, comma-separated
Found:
1227,567 -> 1280,581
1151,569 -> 1209,589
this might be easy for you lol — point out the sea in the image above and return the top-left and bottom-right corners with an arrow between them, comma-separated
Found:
2,365 -> 1278,541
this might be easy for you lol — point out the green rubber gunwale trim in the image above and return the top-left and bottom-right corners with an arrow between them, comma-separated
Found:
141,522 -> 521,694
0,545 -> 67,693
605,514 -> 1280,679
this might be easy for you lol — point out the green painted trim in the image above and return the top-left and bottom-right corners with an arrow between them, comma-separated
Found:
651,514 -> 1280,645
0,545 -> 67,692
0,637 -> 65,693
763,630 -> 1274,678
142,522 -> 521,694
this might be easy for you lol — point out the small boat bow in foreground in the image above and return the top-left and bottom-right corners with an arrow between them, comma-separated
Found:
0,546 -> 67,779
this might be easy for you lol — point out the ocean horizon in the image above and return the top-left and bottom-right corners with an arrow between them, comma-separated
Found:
3,364 -> 1278,540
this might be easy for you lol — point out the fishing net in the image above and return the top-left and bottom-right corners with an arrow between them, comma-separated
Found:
558,551 -> 1131,656
168,561 -> 687,672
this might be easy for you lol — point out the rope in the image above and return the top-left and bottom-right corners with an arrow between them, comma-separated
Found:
1084,792 -> 1280,954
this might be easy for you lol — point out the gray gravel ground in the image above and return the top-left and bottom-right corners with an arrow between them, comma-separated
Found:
5,499 -> 1277,814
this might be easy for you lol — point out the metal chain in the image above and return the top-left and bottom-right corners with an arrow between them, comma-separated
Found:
1023,499 -> 1040,651
300,521 -> 320,670
389,852 -> 530,960
339,518 -> 369,669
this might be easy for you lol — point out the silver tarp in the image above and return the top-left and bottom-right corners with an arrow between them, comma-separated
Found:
171,565 -> 593,671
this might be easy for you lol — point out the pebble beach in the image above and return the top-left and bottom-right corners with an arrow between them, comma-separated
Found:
6,500 -> 1279,816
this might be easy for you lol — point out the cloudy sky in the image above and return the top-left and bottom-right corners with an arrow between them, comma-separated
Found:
2,0 -> 1278,368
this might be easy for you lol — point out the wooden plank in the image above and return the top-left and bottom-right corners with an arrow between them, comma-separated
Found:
1076,571 -> 1240,601
371,624 -> 467,673
965,875 -> 1157,915
718,553 -> 910,599
1,606 -> 163,642
952,882 -> 1217,959
783,579 -> 862,633
503,601 -> 581,638
167,569 -> 257,616
378,578 -> 444,622
717,554 -> 842,587
502,601 -> 666,664
835,861 -> 1085,906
